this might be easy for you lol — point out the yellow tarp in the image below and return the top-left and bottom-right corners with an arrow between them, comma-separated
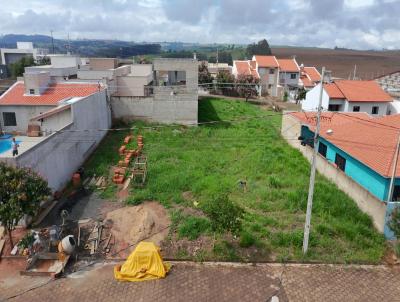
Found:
114,241 -> 171,282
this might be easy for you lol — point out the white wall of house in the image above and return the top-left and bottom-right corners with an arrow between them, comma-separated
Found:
40,108 -> 73,134
302,83 -> 330,111
49,55 -> 81,68
0,105 -> 55,133
347,101 -> 389,116
13,90 -> 110,191
258,67 -> 279,96
279,71 -> 300,87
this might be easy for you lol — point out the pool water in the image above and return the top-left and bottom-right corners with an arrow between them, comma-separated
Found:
0,139 -> 21,154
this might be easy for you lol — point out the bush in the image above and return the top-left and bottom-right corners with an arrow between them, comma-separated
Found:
388,207 -> 400,238
239,231 -> 256,248
201,195 -> 244,234
178,216 -> 211,240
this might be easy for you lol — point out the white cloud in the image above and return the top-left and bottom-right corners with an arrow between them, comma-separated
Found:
0,0 -> 399,49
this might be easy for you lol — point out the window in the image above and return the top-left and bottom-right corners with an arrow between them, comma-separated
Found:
269,69 -> 275,74
328,104 -> 340,111
372,106 -> 379,114
353,106 -> 360,112
29,89 -> 35,95
335,154 -> 346,172
318,142 -> 327,158
2,112 -> 17,126
392,186 -> 400,201
290,73 -> 297,79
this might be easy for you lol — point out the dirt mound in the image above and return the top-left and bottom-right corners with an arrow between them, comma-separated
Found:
105,201 -> 170,251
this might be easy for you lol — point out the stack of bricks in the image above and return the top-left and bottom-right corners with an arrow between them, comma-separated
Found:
112,167 -> 126,184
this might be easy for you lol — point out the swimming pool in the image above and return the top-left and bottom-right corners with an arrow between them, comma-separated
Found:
0,138 -> 21,154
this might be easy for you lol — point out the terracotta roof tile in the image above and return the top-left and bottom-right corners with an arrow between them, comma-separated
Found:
234,61 -> 252,76
0,82 -> 102,106
277,59 -> 299,72
334,80 -> 393,102
253,55 -> 279,68
324,83 -> 345,99
234,61 -> 259,79
303,67 -> 321,82
290,112 -> 400,177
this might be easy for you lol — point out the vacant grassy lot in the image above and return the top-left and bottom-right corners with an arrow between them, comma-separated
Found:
85,98 -> 385,263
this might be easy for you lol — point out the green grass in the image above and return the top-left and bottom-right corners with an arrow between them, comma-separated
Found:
86,97 -> 385,263
178,216 -> 211,240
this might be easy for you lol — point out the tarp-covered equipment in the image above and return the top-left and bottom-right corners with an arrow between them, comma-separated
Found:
114,241 -> 170,282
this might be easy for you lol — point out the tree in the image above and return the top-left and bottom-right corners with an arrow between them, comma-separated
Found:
296,87 -> 307,104
218,51 -> 233,65
9,56 -> 36,78
0,163 -> 51,248
216,71 -> 235,95
236,74 -> 260,101
246,39 -> 272,58
198,62 -> 213,85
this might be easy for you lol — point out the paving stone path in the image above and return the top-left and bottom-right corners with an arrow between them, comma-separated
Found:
1,262 -> 399,302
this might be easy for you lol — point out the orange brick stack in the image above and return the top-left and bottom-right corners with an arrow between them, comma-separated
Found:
112,167 -> 126,184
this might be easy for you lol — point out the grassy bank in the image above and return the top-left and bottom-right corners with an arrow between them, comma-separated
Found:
85,97 -> 385,263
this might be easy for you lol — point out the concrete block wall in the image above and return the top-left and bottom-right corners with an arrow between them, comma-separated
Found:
13,91 -> 110,191
111,95 -> 198,125
281,113 -> 387,233
153,58 -> 198,91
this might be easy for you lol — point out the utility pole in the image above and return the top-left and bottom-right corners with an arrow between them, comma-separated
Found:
353,64 -> 357,80
387,131 -> 400,203
302,66 -> 326,255
50,30 -> 55,54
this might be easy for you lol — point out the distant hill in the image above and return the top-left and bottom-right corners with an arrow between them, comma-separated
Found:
0,34 -> 162,58
0,34 -> 52,45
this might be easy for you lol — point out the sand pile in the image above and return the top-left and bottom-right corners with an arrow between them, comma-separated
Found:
105,201 -> 170,247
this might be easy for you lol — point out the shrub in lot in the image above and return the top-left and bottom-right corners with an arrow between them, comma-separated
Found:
201,195 -> 244,234
239,231 -> 256,248
388,207 -> 400,238
178,216 -> 211,240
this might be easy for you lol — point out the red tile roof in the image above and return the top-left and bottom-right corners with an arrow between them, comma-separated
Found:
234,61 -> 252,76
300,75 -> 314,88
253,55 -> 279,68
277,59 -> 299,72
0,82 -> 102,106
233,61 -> 259,79
334,80 -> 393,102
303,67 -> 321,82
324,83 -> 345,99
290,112 -> 400,177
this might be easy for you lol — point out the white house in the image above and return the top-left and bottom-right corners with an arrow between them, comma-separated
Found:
302,80 -> 393,116
277,58 -> 300,99
0,42 -> 48,65
0,71 -> 110,191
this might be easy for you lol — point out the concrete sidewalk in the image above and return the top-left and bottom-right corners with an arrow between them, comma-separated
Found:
2,262 -> 400,302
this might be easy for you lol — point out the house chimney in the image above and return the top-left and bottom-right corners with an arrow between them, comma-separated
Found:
300,63 -> 305,73
23,71 -> 51,95
193,52 -> 197,60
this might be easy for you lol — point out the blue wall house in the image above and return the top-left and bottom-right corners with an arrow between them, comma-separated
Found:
295,112 -> 400,239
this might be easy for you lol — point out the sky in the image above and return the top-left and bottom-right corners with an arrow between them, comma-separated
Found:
0,0 -> 399,49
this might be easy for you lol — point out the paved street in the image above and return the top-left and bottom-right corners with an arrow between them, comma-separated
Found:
1,262 -> 400,302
